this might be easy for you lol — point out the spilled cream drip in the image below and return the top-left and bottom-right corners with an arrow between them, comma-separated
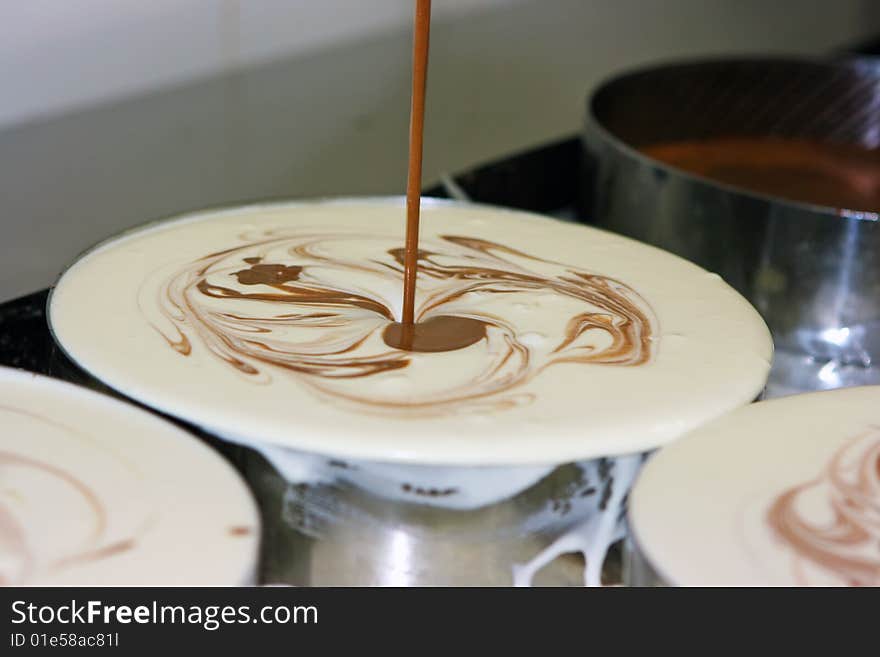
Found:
512,454 -> 641,587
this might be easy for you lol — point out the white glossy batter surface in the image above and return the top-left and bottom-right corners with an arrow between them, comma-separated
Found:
630,386 -> 880,586
50,198 -> 772,465
0,367 -> 259,585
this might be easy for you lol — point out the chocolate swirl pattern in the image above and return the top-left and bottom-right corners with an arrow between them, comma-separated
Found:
0,369 -> 260,586
146,230 -> 657,415
767,428 -> 880,586
0,407 -> 143,586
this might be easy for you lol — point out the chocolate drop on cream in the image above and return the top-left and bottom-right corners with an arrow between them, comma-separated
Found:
233,263 -> 302,286
401,0 -> 432,328
383,315 -> 488,352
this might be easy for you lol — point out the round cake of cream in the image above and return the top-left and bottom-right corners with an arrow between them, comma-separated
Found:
0,367 -> 259,585
629,385 -> 880,586
49,198 -> 772,466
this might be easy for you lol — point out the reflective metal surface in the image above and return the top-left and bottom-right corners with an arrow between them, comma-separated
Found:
622,534 -> 663,587
243,450 -> 638,587
584,57 -> 880,394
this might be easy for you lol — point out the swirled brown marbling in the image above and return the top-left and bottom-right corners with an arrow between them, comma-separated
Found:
767,428 -> 880,586
0,407 -> 138,586
147,230 -> 656,415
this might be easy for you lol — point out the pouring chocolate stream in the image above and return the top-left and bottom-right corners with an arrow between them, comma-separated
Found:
137,2 -> 656,397
387,0 -> 435,352
69,2 -> 661,418
386,0 -> 493,355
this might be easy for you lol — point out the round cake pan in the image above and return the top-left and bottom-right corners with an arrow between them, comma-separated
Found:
584,56 -> 880,394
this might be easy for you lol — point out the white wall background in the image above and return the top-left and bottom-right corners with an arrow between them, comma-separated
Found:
0,0 -> 519,129
1,0 -> 879,301
4,0 -> 880,132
